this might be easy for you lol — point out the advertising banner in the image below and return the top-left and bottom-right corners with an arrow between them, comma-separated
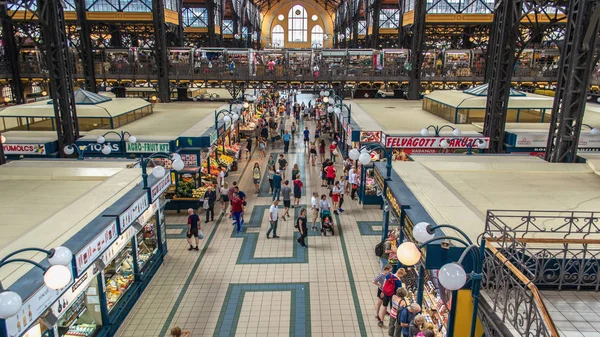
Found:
3,144 -> 46,155
126,142 -> 170,153
385,136 -> 490,149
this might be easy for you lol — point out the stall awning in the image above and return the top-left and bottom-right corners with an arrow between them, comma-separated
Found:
464,83 -> 526,97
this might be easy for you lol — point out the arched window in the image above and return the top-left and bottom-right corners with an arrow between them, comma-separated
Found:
311,25 -> 323,48
272,25 -> 285,48
288,5 -> 307,42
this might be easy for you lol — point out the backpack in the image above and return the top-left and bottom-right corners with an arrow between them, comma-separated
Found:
382,274 -> 398,297
375,240 -> 386,257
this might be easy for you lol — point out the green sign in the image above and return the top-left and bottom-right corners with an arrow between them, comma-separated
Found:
126,142 -> 170,153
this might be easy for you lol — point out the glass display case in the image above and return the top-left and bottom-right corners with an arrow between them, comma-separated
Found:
137,216 -> 158,272
103,244 -> 135,312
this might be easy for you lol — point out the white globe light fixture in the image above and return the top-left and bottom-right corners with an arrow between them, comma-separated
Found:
172,158 -> 185,171
358,152 -> 372,165
101,145 -> 112,155
413,222 -> 435,243
590,127 -> 600,135
96,135 -> 106,144
396,242 -> 422,266
324,91 -> 330,97
0,291 -> 23,319
152,165 -> 166,178
48,246 -> 73,266
0,134 -> 6,144
440,139 -> 450,149
421,128 -> 430,136
438,262 -> 467,291
232,113 -> 240,122
63,145 -> 75,155
476,139 -> 488,149
334,107 -> 341,114
223,115 -> 232,124
44,265 -> 72,290
323,97 -> 329,103
452,128 -> 462,137
128,135 -> 137,144
327,106 -> 333,113
172,153 -> 182,162
243,102 -> 249,109
349,148 -> 360,160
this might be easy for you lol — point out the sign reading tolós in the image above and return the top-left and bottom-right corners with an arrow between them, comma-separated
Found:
126,142 -> 170,153
118,195 -> 150,233
75,220 -> 118,276
150,173 -> 172,201
3,143 -> 46,155
385,136 -> 491,149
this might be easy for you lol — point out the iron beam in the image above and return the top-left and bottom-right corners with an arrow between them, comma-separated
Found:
483,0 -> 521,153
153,0 -> 171,102
74,0 -> 97,92
0,7 -> 25,104
546,0 -> 600,162
38,0 -> 79,155
207,0 -> 216,45
407,0 -> 426,100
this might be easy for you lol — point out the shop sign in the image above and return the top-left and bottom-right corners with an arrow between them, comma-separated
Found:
2,143 -> 46,155
4,281 -> 73,337
373,168 -> 384,191
150,174 -> 172,202
75,220 -> 118,276
385,188 -> 402,218
511,132 -> 600,149
181,154 -> 197,166
385,136 -> 491,149
102,226 -> 135,265
209,131 -> 218,145
82,142 -> 121,153
118,195 -> 149,233
360,131 -> 382,143
21,324 -> 41,337
126,142 -> 170,153
137,201 -> 158,227
52,265 -> 99,319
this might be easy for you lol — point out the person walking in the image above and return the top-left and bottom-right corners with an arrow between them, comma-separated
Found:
325,161 -> 337,188
291,163 -> 300,183
283,130 -> 291,154
319,194 -> 331,215
246,137 -> 252,159
266,200 -> 280,239
318,139 -> 326,163
309,141 -> 317,166
338,177 -> 346,212
231,191 -> 244,233
311,192 -> 319,230
291,122 -> 297,142
220,182 -> 229,215
281,180 -> 292,220
204,185 -> 217,223
303,127 -> 310,147
278,154 -> 288,180
186,208 -> 200,251
279,117 -> 285,137
259,137 -> 266,158
349,166 -> 359,200
293,174 -> 303,207
332,181 -> 342,214
296,208 -> 308,248
268,166 -> 275,194
329,141 -> 338,162
268,154 -> 275,171
252,163 -> 261,194
272,170 -> 283,201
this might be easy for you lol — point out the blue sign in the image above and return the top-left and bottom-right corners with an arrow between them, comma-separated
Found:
76,141 -> 122,154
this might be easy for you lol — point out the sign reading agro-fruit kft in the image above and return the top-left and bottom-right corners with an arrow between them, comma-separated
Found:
126,142 -> 170,153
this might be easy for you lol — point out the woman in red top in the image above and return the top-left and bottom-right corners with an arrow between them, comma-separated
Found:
329,141 -> 337,162
325,162 -> 337,187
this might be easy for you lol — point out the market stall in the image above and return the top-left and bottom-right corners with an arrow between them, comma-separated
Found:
347,49 -> 375,76
286,49 -> 313,77
322,49 -> 347,77
382,49 -> 409,76
443,50 -> 471,77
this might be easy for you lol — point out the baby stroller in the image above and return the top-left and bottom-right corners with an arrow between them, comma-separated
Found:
321,210 -> 335,236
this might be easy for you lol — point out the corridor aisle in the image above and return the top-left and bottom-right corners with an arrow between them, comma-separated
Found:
115,96 -> 389,337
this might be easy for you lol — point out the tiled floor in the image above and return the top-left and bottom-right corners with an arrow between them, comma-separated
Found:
116,103 -> 388,337
542,291 -> 600,337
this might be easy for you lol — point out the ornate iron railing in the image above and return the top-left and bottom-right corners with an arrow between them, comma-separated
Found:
481,242 -> 560,337
485,210 -> 600,290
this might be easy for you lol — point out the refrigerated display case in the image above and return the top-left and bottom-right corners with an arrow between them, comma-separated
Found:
136,216 -> 158,272
103,244 -> 135,312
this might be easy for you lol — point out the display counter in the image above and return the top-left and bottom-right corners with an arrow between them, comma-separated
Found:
402,268 -> 450,337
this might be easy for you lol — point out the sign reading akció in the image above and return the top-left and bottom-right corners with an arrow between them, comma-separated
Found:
385,136 -> 491,149
126,142 -> 170,153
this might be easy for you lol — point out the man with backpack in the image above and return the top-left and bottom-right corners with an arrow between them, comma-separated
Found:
399,303 -> 422,337
379,267 -> 403,327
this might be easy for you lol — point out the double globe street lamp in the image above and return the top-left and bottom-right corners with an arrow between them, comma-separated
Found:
140,152 -> 185,189
0,246 -> 74,319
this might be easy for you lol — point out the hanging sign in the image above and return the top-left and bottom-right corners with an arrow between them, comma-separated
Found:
3,281 -> 73,337
126,142 -> 170,153
102,226 -> 136,265
360,131 -> 382,143
511,132 -> 600,149
2,144 -> 46,155
118,195 -> 149,233
209,131 -> 218,145
52,265 -> 99,319
150,173 -> 172,202
80,142 -> 121,153
384,136 -> 491,149
181,154 -> 197,166
75,220 -> 118,276
385,188 -> 402,218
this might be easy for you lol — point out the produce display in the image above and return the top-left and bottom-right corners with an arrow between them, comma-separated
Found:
65,323 -> 97,337
192,186 -> 207,199
176,180 -> 196,198
365,177 -> 377,195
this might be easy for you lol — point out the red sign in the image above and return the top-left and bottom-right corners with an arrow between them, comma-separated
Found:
385,136 -> 490,149
3,143 -> 46,155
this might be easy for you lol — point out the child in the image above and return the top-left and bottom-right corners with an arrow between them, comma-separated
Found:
417,323 -> 435,337
372,264 -> 393,327
388,288 -> 408,337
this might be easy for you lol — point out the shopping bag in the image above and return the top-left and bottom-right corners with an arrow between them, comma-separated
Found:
198,230 -> 205,240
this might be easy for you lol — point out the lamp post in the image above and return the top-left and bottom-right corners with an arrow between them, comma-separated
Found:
439,138 -> 489,155
96,130 -> 137,154
0,246 -> 73,319
398,222 -> 485,337
139,152 -> 185,189
421,124 -> 462,137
